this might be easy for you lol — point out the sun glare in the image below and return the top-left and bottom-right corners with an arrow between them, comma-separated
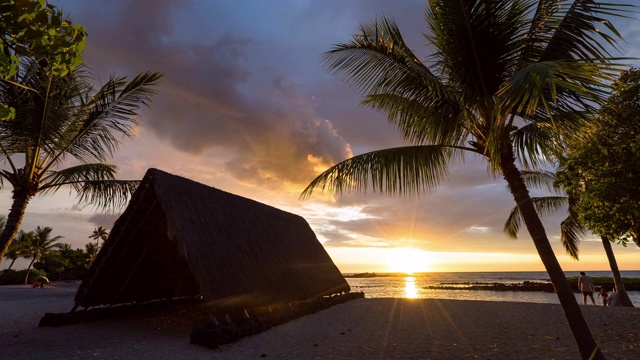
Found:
385,248 -> 431,273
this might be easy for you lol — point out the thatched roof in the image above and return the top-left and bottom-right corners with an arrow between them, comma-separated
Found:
74,168 -> 349,314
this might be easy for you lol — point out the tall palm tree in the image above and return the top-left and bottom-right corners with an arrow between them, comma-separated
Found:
302,2 -> 631,358
88,226 -> 109,246
504,170 -> 634,306
0,59 -> 162,262
22,226 -> 63,284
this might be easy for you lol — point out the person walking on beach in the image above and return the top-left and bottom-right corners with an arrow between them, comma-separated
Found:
578,272 -> 596,305
598,287 -> 609,306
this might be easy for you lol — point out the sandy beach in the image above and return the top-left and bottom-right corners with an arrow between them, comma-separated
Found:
1,282 -> 639,359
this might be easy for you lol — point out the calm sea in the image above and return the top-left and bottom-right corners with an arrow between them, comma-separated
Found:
345,271 -> 640,306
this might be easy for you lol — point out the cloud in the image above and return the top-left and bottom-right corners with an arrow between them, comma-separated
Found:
62,0 -> 357,190
87,213 -> 120,229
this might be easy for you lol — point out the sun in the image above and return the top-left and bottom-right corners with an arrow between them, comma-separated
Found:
385,248 -> 432,273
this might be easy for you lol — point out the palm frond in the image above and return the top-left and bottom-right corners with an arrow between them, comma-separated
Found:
537,0 -> 632,63
57,71 -> 163,165
560,213 -> 586,260
38,163 -> 139,210
362,93 -> 470,147
39,163 -> 118,193
426,0 -> 533,104
519,170 -> 560,193
503,196 -> 568,238
75,180 -> 140,211
301,145 -> 455,198
503,205 -> 522,239
322,17 -> 452,114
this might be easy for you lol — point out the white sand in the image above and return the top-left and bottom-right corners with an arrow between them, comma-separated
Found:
2,282 -> 639,359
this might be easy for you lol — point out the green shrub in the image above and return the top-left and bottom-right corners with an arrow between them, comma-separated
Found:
0,269 -> 47,285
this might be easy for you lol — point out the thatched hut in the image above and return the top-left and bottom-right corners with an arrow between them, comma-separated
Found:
73,168 -> 350,318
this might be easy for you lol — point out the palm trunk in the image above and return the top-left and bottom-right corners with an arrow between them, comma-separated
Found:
601,236 -> 634,307
23,256 -> 36,285
0,190 -> 31,263
500,148 -> 603,360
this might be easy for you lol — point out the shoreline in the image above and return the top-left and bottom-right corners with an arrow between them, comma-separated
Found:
2,283 -> 640,359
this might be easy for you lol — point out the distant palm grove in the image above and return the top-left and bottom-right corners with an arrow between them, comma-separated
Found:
0,217 -> 109,285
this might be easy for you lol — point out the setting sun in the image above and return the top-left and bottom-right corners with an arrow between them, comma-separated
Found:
385,248 -> 432,273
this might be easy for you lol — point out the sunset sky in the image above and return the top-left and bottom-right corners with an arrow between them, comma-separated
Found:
2,0 -> 639,273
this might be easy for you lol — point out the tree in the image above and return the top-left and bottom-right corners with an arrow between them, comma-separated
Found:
21,226 -> 62,284
302,2 -> 631,358
2,229 -> 25,271
560,68 -> 640,248
89,226 -> 108,245
83,242 -> 99,267
503,170 -> 634,307
56,242 -> 73,255
1,0 -> 87,120
0,58 -> 162,263
0,227 -> 26,284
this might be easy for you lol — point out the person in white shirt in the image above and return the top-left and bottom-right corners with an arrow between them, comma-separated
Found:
608,289 -> 621,306
578,271 -> 596,305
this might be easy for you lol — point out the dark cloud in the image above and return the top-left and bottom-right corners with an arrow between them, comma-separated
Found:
58,0 -> 360,189
87,213 -> 120,229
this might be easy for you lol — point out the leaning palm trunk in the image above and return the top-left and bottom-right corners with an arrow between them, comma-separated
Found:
601,236 -> 634,307
0,190 -> 32,262
500,148 -> 602,360
23,255 -> 36,285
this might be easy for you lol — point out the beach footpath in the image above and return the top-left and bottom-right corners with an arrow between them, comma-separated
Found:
1,282 -> 639,359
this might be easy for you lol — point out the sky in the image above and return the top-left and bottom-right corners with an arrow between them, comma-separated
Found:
2,0 -> 639,273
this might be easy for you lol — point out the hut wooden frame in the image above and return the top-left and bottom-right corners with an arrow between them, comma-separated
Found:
73,168 -> 350,317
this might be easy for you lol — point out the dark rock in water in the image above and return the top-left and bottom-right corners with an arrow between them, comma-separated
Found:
426,282 -> 556,292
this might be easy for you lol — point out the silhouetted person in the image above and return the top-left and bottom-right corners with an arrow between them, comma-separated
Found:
598,287 -> 609,306
578,271 -> 596,305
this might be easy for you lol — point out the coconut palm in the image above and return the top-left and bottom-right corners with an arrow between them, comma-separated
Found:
0,228 -> 27,284
504,170 -> 634,307
3,230 -> 26,271
22,226 -> 62,284
302,2 -> 631,358
89,227 -> 109,246
84,242 -> 99,267
56,242 -> 74,258
0,58 -> 162,262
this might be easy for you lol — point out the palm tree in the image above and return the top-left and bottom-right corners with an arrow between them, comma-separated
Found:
56,243 -> 74,256
504,170 -> 634,307
302,2 -> 631,358
0,228 -> 26,284
22,226 -> 63,284
88,227 -> 109,246
84,242 -> 100,268
0,58 -> 162,262
3,230 -> 26,271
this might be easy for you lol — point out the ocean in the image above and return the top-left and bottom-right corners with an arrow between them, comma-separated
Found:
345,271 -> 640,306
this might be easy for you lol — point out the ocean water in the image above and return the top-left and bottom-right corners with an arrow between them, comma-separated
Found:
345,271 -> 640,306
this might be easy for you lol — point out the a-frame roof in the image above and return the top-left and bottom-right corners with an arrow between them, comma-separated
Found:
74,168 -> 349,314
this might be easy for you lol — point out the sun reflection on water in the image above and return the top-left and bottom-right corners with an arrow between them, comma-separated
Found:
404,276 -> 418,298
